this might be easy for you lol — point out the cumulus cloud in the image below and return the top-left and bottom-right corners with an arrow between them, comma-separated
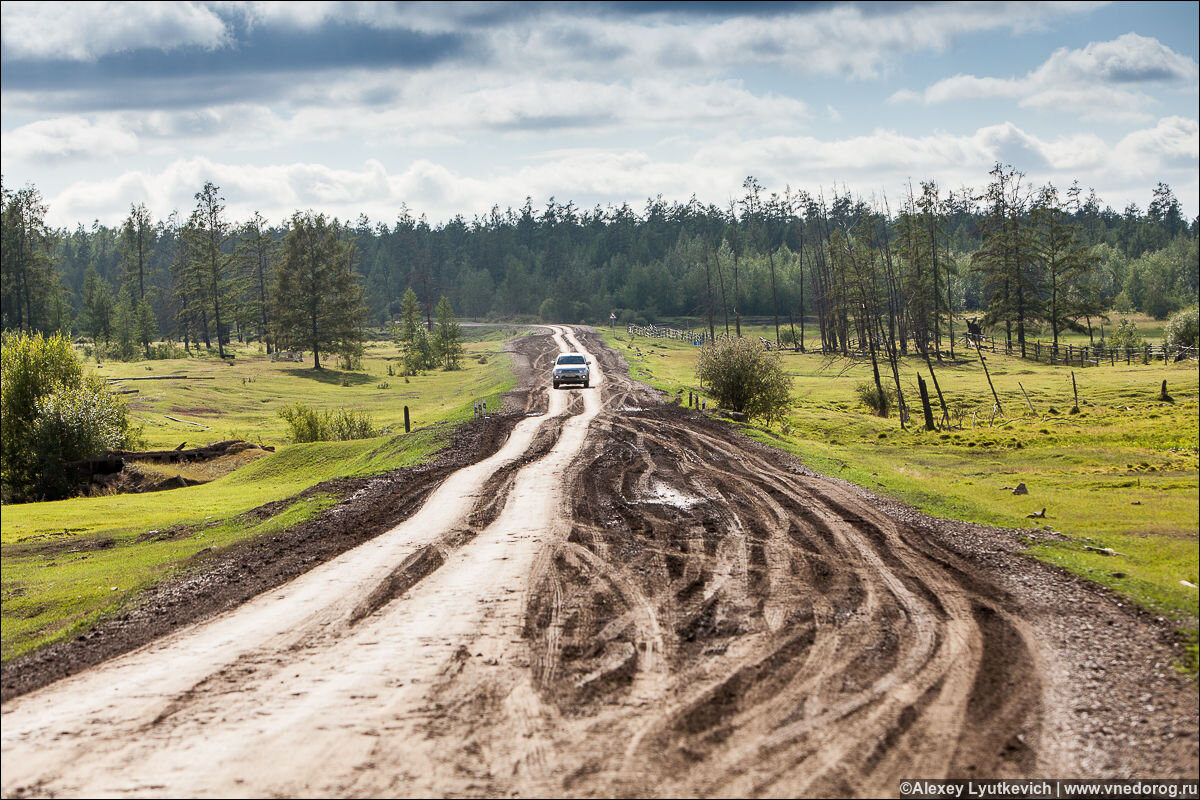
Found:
38,119 -> 1197,229
1,116 -> 139,161
1,2 -> 230,61
897,33 -> 1199,121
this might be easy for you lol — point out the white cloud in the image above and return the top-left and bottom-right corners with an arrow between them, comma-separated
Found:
472,2 -> 1099,82
1112,116 -> 1200,177
1,2 -> 230,61
1,116 -> 139,161
906,33 -> 1199,121
39,119 -> 1197,229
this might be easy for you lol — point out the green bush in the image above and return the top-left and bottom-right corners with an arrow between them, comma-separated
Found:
278,403 -> 378,443
1163,306 -> 1199,349
1108,317 -> 1145,351
696,336 -> 793,424
855,381 -> 894,416
1,331 -> 138,502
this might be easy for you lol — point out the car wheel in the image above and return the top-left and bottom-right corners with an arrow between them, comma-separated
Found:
583,379 -> 590,388
553,380 -> 560,389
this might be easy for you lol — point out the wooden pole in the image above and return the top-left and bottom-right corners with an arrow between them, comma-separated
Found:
918,374 -> 936,431
973,338 -> 1004,417
1019,382 -> 1035,415
404,405 -> 411,433
1070,372 -> 1079,414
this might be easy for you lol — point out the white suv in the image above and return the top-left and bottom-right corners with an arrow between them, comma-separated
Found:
552,353 -> 591,388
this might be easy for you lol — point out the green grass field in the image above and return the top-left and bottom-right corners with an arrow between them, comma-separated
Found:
1,326 -> 523,662
603,323 -> 1200,669
97,326 -> 526,449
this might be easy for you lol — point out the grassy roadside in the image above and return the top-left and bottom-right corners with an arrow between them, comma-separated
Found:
1,327 -> 521,663
601,325 -> 1200,670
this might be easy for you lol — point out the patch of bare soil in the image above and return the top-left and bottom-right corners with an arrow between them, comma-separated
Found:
75,440 -> 274,497
0,412 -> 522,702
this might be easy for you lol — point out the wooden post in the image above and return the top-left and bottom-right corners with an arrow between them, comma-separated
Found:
917,374 -> 936,431
1070,371 -> 1079,413
1019,382 -> 1035,415
973,338 -> 1004,417
404,405 -> 411,433
1160,379 -> 1170,402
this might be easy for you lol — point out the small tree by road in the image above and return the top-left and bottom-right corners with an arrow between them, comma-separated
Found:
433,296 -> 463,370
696,337 -> 793,424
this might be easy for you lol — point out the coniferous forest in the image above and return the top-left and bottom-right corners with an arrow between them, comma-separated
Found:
2,166 -> 1197,363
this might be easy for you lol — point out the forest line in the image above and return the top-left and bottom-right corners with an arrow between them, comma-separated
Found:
2,165 -> 1196,369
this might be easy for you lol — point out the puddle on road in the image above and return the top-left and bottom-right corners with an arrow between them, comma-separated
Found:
646,482 -> 701,509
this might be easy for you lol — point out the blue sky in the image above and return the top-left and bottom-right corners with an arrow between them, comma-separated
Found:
2,1 -> 1196,228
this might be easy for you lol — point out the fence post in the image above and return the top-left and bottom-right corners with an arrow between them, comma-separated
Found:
918,374 -> 936,431
404,405 -> 410,433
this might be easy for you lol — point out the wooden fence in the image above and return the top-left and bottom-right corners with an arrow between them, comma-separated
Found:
964,334 -> 1198,367
626,324 -> 714,345
625,324 -> 1199,367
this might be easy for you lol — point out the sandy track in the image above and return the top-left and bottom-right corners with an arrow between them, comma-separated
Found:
2,326 -> 1196,797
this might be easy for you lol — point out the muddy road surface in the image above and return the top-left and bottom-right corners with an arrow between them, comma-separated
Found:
2,326 -> 1196,797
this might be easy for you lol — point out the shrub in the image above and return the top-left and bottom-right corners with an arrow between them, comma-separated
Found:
278,404 -> 378,443
1,331 -> 138,501
1108,317 -> 1145,351
855,381 -> 893,416
29,376 -> 136,499
695,336 -> 793,424
1163,306 -> 1199,349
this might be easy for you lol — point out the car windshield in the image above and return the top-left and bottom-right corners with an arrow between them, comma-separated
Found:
557,354 -> 586,365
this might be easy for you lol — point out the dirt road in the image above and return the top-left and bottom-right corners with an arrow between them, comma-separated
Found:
2,326 -> 1196,797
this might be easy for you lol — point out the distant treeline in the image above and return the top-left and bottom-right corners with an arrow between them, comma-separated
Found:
2,165 -> 1197,363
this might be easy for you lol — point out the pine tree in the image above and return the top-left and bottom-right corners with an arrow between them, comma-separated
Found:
396,287 -> 426,375
82,265 -> 115,344
188,182 -> 231,357
1032,184 -> 1098,350
112,286 -> 138,361
433,296 -> 463,370
135,296 -> 158,358
272,211 -> 366,370
972,163 -> 1040,357
235,212 -> 276,352
118,202 -> 154,301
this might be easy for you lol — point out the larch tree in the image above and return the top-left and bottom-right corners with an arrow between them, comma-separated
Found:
972,163 -> 1040,357
118,202 -> 154,301
1,183 -> 55,333
186,182 -> 232,357
1032,184 -> 1097,351
272,211 -> 366,370
235,211 -> 277,353
433,296 -> 463,370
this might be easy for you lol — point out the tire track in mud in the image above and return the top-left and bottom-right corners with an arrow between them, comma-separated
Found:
378,329 -> 1057,796
510,330 -> 1051,796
